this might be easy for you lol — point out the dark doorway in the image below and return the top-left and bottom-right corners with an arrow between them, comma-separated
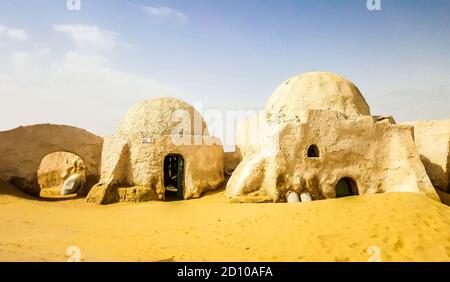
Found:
164,154 -> 185,200
307,145 -> 320,158
335,177 -> 358,198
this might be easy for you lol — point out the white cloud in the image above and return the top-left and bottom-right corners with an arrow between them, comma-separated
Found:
0,24 -> 181,135
10,51 -> 29,70
141,6 -> 189,23
53,24 -> 118,50
0,50 -> 180,135
371,86 -> 450,122
6,29 -> 28,41
0,24 -> 29,41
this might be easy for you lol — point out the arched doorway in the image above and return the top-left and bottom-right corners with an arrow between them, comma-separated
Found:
0,124 -> 102,197
163,154 -> 185,200
335,177 -> 358,198
37,151 -> 87,200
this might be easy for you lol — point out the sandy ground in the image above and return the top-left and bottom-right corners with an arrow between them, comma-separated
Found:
0,180 -> 449,262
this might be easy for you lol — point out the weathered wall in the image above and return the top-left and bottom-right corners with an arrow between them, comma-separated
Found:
227,110 -> 439,202
235,111 -> 288,165
87,134 -> 224,204
0,124 -> 103,196
403,120 -> 450,192
224,151 -> 241,176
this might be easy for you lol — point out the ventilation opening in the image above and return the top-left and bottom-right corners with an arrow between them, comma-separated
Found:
335,177 -> 358,198
163,154 -> 185,201
37,151 -> 86,200
307,145 -> 320,158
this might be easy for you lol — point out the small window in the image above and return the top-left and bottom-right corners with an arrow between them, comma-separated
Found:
307,145 -> 320,158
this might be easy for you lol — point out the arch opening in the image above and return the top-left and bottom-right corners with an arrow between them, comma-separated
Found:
163,154 -> 185,201
335,177 -> 358,198
307,145 -> 320,158
37,151 -> 87,200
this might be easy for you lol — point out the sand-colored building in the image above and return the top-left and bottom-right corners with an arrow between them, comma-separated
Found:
403,120 -> 450,205
226,72 -> 441,202
0,71 -> 448,205
0,124 -> 103,197
86,97 -> 224,204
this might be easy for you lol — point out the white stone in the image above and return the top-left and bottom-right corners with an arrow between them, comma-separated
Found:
286,191 -> 300,203
300,192 -> 312,202
60,173 -> 84,195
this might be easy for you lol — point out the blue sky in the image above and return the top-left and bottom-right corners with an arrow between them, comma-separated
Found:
0,0 -> 449,141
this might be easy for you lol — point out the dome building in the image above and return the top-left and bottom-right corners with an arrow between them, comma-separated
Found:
87,97 -> 224,204
265,72 -> 370,122
0,72 -> 445,205
227,72 -> 439,202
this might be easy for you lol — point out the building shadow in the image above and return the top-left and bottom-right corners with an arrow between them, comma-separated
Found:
0,180 -> 35,200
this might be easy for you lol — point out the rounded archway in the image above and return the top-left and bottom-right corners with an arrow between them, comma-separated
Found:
0,124 -> 102,197
335,177 -> 358,198
37,151 -> 87,199
307,145 -> 320,158
163,154 -> 185,201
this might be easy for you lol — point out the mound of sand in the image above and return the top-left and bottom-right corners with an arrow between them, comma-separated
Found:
0,180 -> 449,262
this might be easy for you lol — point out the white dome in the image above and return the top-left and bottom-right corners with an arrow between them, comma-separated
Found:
265,72 -> 370,122
117,97 -> 208,137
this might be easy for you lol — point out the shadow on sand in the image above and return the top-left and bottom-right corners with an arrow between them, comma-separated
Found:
0,180 -> 83,202
0,180 -> 35,200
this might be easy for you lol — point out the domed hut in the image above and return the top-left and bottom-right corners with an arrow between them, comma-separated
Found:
265,72 -> 370,122
227,72 -> 439,202
87,97 -> 224,204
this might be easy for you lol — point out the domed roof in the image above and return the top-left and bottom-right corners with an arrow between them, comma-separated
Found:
265,72 -> 370,122
117,97 -> 208,137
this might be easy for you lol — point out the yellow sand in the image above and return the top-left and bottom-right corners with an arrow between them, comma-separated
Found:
0,181 -> 449,262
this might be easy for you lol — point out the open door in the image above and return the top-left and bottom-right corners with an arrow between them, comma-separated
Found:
335,177 -> 358,198
164,154 -> 185,200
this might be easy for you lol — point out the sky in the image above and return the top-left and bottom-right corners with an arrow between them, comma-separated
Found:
0,0 -> 449,147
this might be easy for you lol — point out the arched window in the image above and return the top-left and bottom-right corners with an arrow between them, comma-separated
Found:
307,145 -> 320,158
335,177 -> 358,198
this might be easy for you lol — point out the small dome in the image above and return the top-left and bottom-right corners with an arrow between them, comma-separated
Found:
117,97 -> 208,137
265,72 -> 370,122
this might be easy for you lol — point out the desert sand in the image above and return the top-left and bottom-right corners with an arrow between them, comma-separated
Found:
0,180 -> 449,262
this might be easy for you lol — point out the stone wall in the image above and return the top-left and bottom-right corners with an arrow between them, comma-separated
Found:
404,120 -> 450,192
0,124 -> 103,196
227,110 -> 439,202
87,134 -> 224,204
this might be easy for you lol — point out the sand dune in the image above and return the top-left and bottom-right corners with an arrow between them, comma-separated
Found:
0,180 -> 449,262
